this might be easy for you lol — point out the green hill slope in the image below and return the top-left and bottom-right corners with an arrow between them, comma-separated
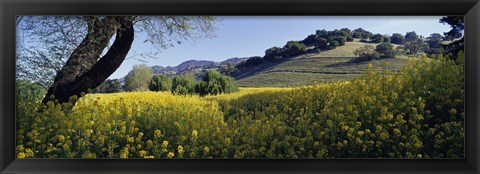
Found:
233,40 -> 408,87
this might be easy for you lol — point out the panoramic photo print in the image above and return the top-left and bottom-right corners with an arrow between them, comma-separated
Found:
15,16 -> 464,158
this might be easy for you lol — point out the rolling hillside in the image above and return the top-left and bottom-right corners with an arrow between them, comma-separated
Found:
232,40 -> 408,87
119,40 -> 409,87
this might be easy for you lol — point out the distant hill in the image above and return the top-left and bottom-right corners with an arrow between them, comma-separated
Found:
118,57 -> 248,84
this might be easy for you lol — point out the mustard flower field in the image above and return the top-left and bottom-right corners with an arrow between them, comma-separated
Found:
16,54 -> 464,158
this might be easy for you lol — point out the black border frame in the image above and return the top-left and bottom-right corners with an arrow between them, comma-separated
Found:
1,0 -> 479,174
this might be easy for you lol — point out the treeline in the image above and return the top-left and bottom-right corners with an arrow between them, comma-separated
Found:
353,31 -> 447,61
237,27 -> 453,69
149,70 -> 238,97
94,64 -> 238,97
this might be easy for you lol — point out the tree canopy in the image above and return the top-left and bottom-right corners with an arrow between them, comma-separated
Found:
370,34 -> 384,43
440,16 -> 464,41
440,16 -> 464,58
149,74 -> 173,92
375,42 -> 395,58
390,33 -> 405,44
196,69 -> 238,97
125,64 -> 154,91
404,31 -> 419,42
172,75 -> 197,95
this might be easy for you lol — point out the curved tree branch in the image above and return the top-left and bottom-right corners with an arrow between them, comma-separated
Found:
43,16 -> 134,104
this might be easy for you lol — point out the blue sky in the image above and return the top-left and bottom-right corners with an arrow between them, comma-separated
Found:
105,16 -> 451,79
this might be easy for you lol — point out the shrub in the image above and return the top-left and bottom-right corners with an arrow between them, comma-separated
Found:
16,80 -> 46,103
395,46 -> 406,55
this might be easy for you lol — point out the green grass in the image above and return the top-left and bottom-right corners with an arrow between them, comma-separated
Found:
306,39 -> 403,57
235,40 -> 408,87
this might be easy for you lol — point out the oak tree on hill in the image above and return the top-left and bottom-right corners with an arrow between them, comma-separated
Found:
370,34 -> 384,43
390,33 -> 405,44
375,42 -> 395,58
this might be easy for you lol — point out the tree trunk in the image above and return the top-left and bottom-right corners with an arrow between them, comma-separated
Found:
42,16 -> 134,104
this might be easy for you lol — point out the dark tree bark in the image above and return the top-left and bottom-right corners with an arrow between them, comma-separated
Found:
42,16 -> 134,104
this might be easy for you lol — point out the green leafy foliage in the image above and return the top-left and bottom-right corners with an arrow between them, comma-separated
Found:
196,69 -> 239,97
283,41 -> 307,57
405,31 -> 419,42
426,33 -> 445,55
314,29 -> 348,50
382,35 -> 391,43
375,42 -> 395,58
390,33 -> 405,44
172,75 -> 196,95
16,80 -> 46,103
125,64 -> 154,91
264,47 -> 284,60
301,34 -> 318,45
352,28 -> 372,40
149,74 -> 173,92
440,16 -> 464,40
263,41 -> 307,60
370,34 -> 384,43
440,16 -> 464,59
237,56 -> 264,69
